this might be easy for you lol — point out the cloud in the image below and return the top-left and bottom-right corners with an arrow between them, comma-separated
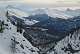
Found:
20,0 -> 80,7
0,0 -> 18,1
0,0 -> 80,7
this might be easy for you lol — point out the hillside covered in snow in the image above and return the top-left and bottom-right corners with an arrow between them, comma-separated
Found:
0,10 -> 39,54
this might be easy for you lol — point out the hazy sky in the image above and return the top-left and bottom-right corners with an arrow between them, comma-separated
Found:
0,0 -> 80,7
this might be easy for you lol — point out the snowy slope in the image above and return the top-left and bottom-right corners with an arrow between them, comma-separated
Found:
0,14 -> 39,54
24,19 -> 39,25
7,6 -> 29,19
46,9 -> 73,19
49,29 -> 80,54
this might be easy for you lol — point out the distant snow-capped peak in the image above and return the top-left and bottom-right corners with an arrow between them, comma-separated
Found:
30,8 -> 80,19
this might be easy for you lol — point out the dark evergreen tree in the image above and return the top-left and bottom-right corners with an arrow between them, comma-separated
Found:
17,20 -> 23,34
6,11 -> 9,18
11,36 -> 16,53
0,21 -> 4,33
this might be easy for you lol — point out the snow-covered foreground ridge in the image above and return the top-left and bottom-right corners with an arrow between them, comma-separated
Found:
0,17 -> 39,54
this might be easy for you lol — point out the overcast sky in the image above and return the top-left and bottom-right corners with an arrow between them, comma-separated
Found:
0,0 -> 80,7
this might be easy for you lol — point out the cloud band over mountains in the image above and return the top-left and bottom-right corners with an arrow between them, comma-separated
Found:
0,0 -> 80,7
